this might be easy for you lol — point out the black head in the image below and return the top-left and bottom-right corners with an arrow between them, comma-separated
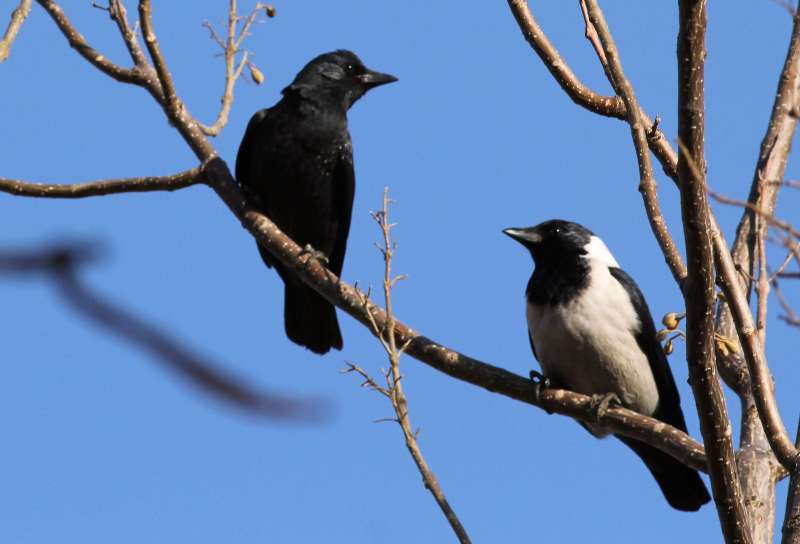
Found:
503,219 -> 595,267
284,50 -> 397,110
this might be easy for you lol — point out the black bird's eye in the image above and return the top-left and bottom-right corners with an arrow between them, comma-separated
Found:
345,64 -> 355,73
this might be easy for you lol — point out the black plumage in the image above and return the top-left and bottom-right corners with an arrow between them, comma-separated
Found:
236,50 -> 396,354
505,220 -> 710,511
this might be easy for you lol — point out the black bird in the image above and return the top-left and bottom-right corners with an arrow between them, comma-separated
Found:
236,50 -> 396,354
504,220 -> 710,512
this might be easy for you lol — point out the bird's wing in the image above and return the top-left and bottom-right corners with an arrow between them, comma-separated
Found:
608,267 -> 690,433
327,141 -> 355,276
235,108 -> 270,194
527,330 -> 539,361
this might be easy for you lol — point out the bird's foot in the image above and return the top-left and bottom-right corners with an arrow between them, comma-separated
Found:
529,370 -> 552,411
300,244 -> 329,266
589,392 -> 621,421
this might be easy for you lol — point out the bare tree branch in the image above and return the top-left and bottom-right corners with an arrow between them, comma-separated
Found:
350,188 -> 471,544
716,0 -> 800,398
0,166 -> 203,198
108,0 -> 150,71
576,0 -> 687,292
673,0 -> 751,539
0,0 -> 32,63
198,0 -> 269,136
0,243 -> 322,420
711,220 -> 799,469
781,423 -> 800,544
37,0 -> 142,84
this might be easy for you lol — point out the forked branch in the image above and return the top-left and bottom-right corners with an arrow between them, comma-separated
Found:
347,188 -> 471,544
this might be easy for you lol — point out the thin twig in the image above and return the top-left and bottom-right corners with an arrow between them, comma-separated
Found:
0,0 -> 32,63
198,0 -> 268,136
710,190 -> 800,240
351,189 -> 472,544
772,279 -> 800,327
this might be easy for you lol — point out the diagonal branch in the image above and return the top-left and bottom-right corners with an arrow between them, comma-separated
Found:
37,0 -> 142,84
0,166 -> 203,198
138,0 -> 179,113
0,243 -> 322,420
508,0 -> 687,289
0,0 -> 32,63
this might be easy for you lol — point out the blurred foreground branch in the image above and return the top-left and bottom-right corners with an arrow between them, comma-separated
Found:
0,242 -> 323,421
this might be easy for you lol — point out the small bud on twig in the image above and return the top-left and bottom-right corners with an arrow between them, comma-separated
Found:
249,63 -> 264,85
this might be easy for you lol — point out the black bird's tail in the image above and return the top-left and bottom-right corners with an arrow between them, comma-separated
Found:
284,282 -> 343,355
617,436 -> 711,512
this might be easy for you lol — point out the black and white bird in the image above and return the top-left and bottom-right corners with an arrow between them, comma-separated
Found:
504,219 -> 710,512
236,50 -> 396,354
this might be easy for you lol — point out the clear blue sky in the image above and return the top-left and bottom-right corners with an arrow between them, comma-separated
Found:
2,2 -> 799,542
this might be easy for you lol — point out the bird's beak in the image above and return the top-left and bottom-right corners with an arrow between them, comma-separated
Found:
503,228 -> 542,245
358,70 -> 398,89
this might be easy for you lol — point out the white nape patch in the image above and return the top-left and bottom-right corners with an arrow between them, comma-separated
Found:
583,236 -> 620,268
527,259 -> 657,437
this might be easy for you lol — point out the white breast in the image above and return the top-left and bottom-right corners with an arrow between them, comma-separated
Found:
527,248 -> 659,435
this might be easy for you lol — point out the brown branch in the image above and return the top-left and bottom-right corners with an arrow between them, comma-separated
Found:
36,0 -> 143,84
508,0 -> 687,289
781,422 -> 800,544
711,221 -> 799,466
137,0 -> 179,111
197,0 -> 263,136
353,189 -> 472,544
0,166 -> 203,198
0,243 -> 322,421
506,0 -> 681,181
756,227 -> 770,346
108,0 -> 151,72
673,2 -> 751,541
716,0 -> 800,396
710,191 -> 800,240
0,0 -> 32,63
577,1 -> 687,292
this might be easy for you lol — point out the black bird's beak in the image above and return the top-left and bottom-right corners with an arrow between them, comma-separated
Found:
358,70 -> 398,89
503,228 -> 542,245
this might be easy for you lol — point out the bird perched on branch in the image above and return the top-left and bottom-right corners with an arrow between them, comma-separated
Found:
236,50 -> 397,354
504,220 -> 710,512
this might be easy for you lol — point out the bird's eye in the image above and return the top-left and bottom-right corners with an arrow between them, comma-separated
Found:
345,64 -> 355,73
